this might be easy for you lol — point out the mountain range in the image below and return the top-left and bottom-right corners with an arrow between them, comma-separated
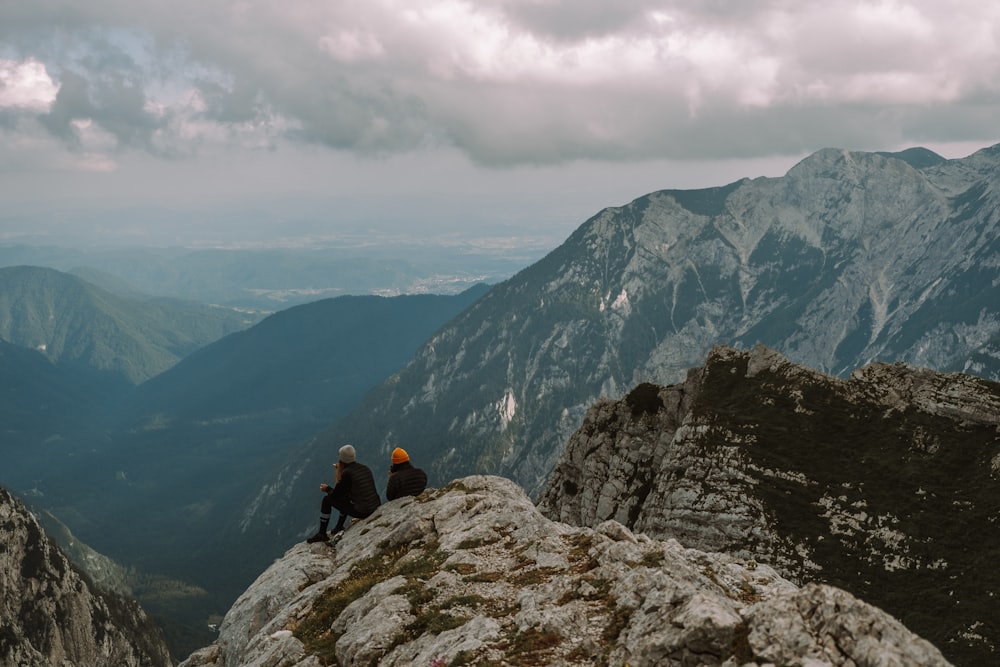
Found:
272,143 -> 1000,513
0,265 -> 259,384
2,143 -> 999,661
0,241 -> 533,309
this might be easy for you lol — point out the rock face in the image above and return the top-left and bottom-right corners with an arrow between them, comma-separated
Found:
0,487 -> 173,667
180,475 -> 950,667
537,345 -> 1000,666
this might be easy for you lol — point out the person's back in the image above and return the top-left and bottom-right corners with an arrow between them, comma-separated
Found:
340,461 -> 381,516
386,448 -> 428,500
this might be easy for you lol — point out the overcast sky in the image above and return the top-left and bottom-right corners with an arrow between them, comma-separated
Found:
1,0 -> 997,249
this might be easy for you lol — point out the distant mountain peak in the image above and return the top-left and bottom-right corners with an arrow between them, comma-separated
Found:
659,178 -> 747,217
876,146 -> 947,168
0,265 -> 256,383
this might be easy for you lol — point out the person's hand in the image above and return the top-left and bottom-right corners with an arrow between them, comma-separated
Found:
320,483 -> 330,492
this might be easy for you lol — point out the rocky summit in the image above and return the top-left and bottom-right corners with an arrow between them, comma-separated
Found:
0,487 -> 172,667
538,345 -> 1000,666
180,475 -> 949,667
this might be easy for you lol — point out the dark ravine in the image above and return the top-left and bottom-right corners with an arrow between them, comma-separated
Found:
0,487 -> 173,667
538,344 -> 1000,666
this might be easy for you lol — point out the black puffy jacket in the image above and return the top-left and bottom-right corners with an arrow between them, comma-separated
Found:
386,461 -> 428,500
330,462 -> 381,517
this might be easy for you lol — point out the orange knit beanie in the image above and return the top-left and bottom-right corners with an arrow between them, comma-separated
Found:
391,447 -> 409,464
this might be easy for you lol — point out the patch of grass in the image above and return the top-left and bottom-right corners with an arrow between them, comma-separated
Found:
581,576 -> 612,602
407,607 -> 469,637
443,480 -> 475,494
395,580 -> 434,607
500,629 -> 563,666
446,650 -> 479,666
418,480 -> 474,503
293,547 -> 407,665
294,540 -> 448,665
393,581 -> 471,642
640,549 -> 665,568
565,533 -> 599,573
735,580 -> 762,604
395,543 -> 449,580
509,566 -> 561,587
602,605 -> 632,642
485,601 -> 520,619
444,562 -> 478,575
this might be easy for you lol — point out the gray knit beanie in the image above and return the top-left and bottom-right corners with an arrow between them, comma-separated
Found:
339,444 -> 357,464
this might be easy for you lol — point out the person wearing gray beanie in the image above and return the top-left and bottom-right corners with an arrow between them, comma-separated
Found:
306,444 -> 380,542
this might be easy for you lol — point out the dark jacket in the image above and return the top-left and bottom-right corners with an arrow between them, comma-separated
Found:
386,461 -> 428,500
329,461 -> 381,517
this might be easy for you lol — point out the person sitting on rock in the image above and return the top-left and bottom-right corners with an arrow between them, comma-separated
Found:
385,447 -> 428,500
307,444 -> 381,543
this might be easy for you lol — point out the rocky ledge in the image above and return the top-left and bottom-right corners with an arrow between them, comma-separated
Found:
180,475 -> 949,667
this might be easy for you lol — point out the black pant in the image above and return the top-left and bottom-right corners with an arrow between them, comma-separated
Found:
321,493 -> 374,519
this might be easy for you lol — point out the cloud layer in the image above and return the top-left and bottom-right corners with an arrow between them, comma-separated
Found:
2,0 -> 999,171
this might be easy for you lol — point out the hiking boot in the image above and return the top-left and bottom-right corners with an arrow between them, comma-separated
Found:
306,530 -> 330,543
329,525 -> 344,536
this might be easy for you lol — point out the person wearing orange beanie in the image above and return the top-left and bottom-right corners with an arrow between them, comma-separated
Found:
386,447 -> 428,500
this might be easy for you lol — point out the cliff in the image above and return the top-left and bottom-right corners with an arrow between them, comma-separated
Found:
180,475 -> 949,666
537,344 -> 1000,665
0,487 -> 173,667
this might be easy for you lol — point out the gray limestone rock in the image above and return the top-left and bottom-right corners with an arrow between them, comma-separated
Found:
538,345 -> 1000,666
180,475 -> 950,667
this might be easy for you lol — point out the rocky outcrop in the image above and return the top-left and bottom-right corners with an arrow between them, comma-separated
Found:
538,345 -> 1000,666
0,487 -> 173,667
180,475 -> 950,667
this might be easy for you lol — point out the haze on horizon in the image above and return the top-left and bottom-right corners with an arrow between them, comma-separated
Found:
1,1 -> 997,252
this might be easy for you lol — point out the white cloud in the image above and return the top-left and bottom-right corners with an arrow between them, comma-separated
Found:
0,58 -> 58,110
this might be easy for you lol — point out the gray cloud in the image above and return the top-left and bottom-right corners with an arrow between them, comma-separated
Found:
501,0 -> 654,40
1,0 -> 998,170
